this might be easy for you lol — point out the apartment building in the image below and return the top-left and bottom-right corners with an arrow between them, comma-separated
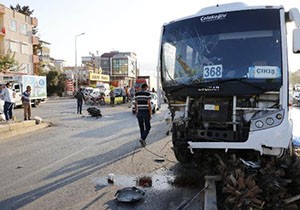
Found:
0,4 -> 38,76
98,51 -> 138,87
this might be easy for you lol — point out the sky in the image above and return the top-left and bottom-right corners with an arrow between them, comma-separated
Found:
1,0 -> 300,77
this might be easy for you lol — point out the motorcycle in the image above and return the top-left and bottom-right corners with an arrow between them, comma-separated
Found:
85,93 -> 106,106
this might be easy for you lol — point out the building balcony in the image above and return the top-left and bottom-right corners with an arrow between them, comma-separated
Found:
32,55 -> 39,64
32,36 -> 39,45
31,17 -> 38,27
0,4 -> 5,14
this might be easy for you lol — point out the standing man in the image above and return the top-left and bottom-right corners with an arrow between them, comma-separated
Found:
109,88 -> 115,107
129,86 -> 135,102
74,88 -> 85,114
2,82 -> 15,121
135,83 -> 152,147
22,85 -> 32,120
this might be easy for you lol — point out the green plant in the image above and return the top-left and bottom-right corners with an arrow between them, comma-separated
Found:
0,51 -> 23,73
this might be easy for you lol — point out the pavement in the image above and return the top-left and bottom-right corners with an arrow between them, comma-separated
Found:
0,119 -> 50,141
0,95 -> 63,141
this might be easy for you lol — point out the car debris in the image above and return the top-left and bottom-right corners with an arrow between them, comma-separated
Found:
87,107 -> 102,118
214,154 -> 300,210
115,187 -> 145,203
137,176 -> 152,188
107,173 -> 115,184
239,158 -> 261,169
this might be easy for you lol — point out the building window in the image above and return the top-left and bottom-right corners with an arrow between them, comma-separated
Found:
9,19 -> 17,32
9,41 -> 19,53
20,23 -> 27,35
21,43 -> 29,54
112,59 -> 128,75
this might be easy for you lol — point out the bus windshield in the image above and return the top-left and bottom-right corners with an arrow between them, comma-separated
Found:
161,9 -> 282,89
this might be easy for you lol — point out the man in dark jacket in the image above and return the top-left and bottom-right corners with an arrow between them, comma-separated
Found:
135,83 -> 152,147
74,88 -> 85,114
22,85 -> 32,120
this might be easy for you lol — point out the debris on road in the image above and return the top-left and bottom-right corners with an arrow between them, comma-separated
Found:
154,157 -> 165,163
137,176 -> 152,188
87,107 -> 102,118
115,187 -> 145,203
214,153 -> 300,210
107,173 -> 115,184
33,116 -> 42,124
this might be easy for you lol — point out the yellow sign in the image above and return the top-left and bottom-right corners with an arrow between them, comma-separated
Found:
89,73 -> 110,82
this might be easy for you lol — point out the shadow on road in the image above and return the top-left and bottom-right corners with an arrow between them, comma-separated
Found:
0,118 -> 170,209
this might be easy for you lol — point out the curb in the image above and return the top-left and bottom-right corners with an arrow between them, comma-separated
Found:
0,121 -> 50,141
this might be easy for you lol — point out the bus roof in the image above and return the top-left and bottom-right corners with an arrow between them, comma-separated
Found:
164,3 -> 283,26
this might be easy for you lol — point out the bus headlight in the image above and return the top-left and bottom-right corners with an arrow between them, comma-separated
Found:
276,113 -> 282,120
266,117 -> 274,125
250,110 -> 284,131
255,120 -> 264,128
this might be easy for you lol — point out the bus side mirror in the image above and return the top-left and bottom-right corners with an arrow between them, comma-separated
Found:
293,28 -> 300,53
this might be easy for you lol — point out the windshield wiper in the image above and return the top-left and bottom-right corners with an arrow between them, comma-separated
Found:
201,77 -> 268,91
167,77 -> 271,94
168,83 -> 191,93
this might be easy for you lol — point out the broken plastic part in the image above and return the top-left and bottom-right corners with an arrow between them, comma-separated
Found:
115,187 -> 145,203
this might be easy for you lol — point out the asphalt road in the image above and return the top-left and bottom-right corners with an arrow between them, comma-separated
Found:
0,98 -> 204,210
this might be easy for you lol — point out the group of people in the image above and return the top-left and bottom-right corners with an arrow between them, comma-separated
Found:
74,83 -> 152,148
74,83 -> 152,147
0,82 -> 32,121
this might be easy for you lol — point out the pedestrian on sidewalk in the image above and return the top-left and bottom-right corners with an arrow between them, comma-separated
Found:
22,85 -> 32,120
74,88 -> 85,114
2,82 -> 16,121
135,83 -> 152,147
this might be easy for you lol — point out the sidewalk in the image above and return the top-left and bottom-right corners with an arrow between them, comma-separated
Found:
0,120 -> 49,141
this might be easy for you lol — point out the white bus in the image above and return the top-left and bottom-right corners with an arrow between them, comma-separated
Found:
158,3 -> 300,163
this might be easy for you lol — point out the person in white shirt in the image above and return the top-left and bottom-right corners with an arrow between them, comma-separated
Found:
2,82 -> 16,121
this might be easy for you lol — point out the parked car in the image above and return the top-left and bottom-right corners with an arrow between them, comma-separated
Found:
293,91 -> 300,106
114,87 -> 125,97
131,92 -> 159,114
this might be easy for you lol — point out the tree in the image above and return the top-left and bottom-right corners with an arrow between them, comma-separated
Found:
10,4 -> 34,16
0,51 -> 23,73
46,71 -> 67,97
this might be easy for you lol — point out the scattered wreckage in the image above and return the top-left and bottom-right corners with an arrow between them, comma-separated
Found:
87,107 -> 102,118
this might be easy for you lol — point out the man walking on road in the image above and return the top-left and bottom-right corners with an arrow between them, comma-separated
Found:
135,83 -> 152,147
74,88 -> 85,114
22,85 -> 32,120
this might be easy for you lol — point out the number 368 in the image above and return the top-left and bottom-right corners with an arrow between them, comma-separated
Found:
203,65 -> 223,78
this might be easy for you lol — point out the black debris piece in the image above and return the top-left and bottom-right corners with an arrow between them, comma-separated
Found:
87,107 -> 102,117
